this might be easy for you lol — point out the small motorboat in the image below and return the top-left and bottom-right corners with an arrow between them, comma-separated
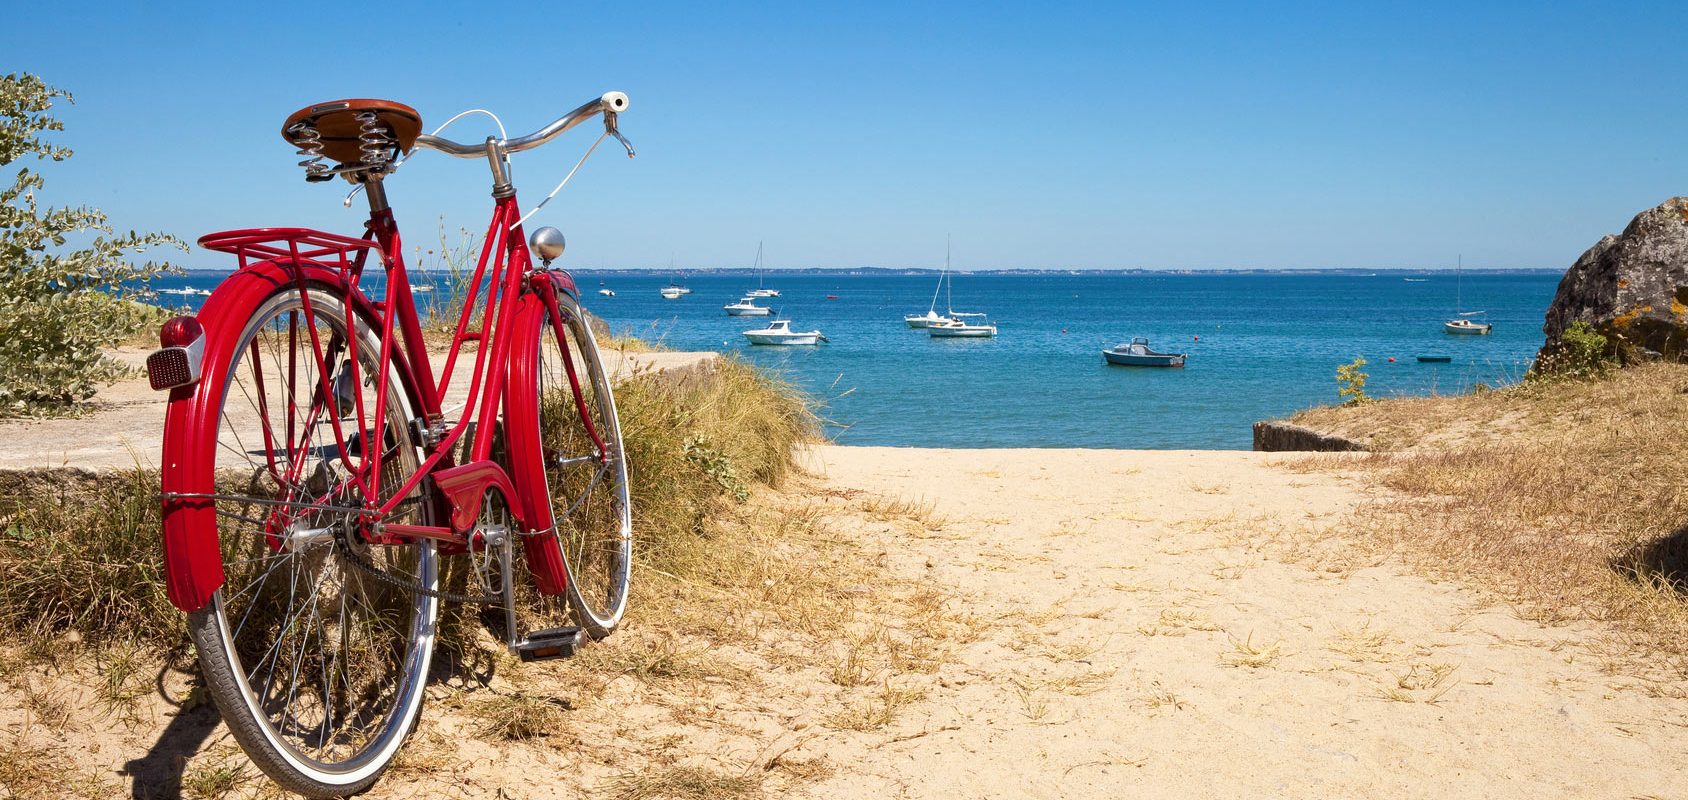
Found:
1103,337 -> 1185,367
598,288 -> 615,297
723,296 -> 772,316
743,319 -> 826,346
1416,355 -> 1453,363
928,313 -> 996,338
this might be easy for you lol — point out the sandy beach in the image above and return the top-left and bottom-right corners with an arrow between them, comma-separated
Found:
8,438 -> 1688,798
777,445 -> 1688,799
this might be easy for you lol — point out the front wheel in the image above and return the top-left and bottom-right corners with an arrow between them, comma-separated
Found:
522,289 -> 633,637
182,286 -> 437,798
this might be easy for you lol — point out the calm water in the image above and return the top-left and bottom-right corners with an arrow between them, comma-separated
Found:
148,270 -> 1560,450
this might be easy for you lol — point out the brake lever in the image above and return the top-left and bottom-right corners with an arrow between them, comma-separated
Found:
605,113 -> 636,158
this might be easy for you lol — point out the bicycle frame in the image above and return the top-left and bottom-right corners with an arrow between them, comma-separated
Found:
159,182 -> 595,611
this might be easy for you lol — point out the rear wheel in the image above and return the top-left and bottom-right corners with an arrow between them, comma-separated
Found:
184,287 -> 436,798
527,290 -> 632,636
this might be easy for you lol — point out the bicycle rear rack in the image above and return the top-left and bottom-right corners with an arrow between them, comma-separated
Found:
198,227 -> 384,275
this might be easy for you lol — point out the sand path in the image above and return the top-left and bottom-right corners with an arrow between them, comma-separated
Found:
793,446 -> 1688,799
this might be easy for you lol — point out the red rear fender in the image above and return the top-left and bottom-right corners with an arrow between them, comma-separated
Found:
158,262 -> 412,612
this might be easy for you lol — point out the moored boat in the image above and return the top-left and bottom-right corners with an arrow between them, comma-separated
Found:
928,313 -> 996,338
1444,317 -> 1491,335
723,296 -> 772,316
904,309 -> 953,329
743,319 -> 826,346
746,242 -> 780,297
1103,337 -> 1186,367
1444,256 -> 1492,334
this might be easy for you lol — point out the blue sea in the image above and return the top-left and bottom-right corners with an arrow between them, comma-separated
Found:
147,270 -> 1560,450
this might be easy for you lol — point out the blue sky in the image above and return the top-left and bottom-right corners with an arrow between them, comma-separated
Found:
8,1 -> 1687,270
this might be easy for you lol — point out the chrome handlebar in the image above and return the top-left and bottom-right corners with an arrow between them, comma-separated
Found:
413,91 -> 634,159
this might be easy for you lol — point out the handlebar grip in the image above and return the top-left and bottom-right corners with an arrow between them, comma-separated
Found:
601,92 -> 629,113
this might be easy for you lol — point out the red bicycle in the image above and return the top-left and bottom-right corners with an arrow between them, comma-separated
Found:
148,92 -> 636,796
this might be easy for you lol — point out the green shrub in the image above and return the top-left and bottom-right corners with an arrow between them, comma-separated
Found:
0,73 -> 182,415
1530,320 -> 1617,381
1335,356 -> 1370,405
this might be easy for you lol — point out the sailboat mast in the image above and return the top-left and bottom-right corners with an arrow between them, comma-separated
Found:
945,239 -> 954,316
755,241 -> 764,290
1455,254 -> 1462,312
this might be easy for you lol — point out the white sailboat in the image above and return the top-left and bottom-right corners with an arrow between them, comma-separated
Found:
905,238 -> 956,328
746,242 -> 780,297
660,255 -> 689,298
1444,255 -> 1492,335
926,248 -> 996,338
928,313 -> 997,338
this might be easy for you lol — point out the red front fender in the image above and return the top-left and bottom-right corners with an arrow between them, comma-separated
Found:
158,262 -> 409,612
503,280 -> 572,596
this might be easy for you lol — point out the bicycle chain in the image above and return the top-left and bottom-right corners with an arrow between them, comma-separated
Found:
335,537 -> 502,606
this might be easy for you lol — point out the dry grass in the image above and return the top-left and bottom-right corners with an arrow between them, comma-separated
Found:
1286,363 -> 1688,681
468,691 -> 572,740
608,765 -> 761,800
0,469 -> 179,648
1221,632 -> 1286,669
824,679 -> 927,731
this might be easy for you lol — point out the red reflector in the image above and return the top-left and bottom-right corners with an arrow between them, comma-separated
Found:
161,316 -> 204,348
148,349 -> 193,391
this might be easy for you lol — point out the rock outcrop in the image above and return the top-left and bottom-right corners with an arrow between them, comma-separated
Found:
1251,421 -> 1365,452
1540,197 -> 1688,363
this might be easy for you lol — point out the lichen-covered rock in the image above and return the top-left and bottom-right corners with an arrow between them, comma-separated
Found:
1540,197 -> 1688,365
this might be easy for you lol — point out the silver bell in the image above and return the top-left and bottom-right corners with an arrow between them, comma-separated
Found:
529,227 -> 566,264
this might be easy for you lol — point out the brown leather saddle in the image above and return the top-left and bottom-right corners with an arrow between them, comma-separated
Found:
280,99 -> 423,166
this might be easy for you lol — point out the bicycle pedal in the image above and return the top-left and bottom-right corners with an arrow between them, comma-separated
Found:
514,627 -> 585,662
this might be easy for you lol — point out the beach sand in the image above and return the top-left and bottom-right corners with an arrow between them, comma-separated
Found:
781,445 -> 1688,799
10,440 -> 1687,797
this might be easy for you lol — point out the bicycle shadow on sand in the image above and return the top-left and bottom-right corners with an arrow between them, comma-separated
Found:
121,626 -> 505,798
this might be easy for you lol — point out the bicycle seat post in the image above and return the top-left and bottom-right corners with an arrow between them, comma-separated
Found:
361,173 -> 391,214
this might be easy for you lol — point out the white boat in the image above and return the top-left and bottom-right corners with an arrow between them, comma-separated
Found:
1445,315 -> 1492,335
598,288 -> 615,297
905,239 -> 956,328
924,244 -> 993,337
660,286 -> 683,299
928,313 -> 996,338
742,319 -> 826,346
410,284 -> 434,293
745,241 -> 780,297
723,296 -> 772,316
904,309 -> 953,328
1444,256 -> 1491,334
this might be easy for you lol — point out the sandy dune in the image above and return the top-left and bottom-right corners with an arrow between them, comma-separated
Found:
789,446 -> 1688,799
